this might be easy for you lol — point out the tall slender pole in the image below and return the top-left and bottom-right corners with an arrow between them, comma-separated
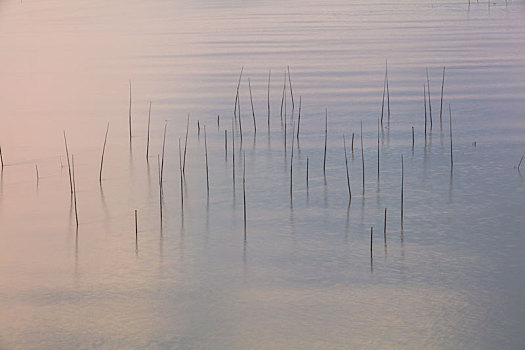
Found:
183,113 -> 190,175
63,131 -> 73,194
243,151 -> 247,239
204,125 -> 209,197
146,101 -> 151,160
249,78 -> 256,135
343,134 -> 351,200
401,154 -> 404,227
323,108 -> 328,176
71,154 -> 78,227
179,138 -> 184,209
0,145 -> 3,169
129,80 -> 132,145
439,66 -> 446,128
449,105 -> 453,168
426,68 -> 432,131
267,69 -> 271,130
296,96 -> 302,140
99,122 -> 109,183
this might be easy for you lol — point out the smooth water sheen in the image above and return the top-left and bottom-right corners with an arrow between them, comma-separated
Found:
1,0 -> 524,349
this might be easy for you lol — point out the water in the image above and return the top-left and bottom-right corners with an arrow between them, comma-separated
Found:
1,0 -> 524,349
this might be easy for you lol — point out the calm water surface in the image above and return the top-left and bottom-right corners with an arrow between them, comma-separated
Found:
1,0 -> 524,349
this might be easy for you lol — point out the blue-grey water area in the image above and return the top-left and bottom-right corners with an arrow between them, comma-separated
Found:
0,0 -> 524,349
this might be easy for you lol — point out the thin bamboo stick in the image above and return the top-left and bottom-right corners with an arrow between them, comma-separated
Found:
146,102 -> 151,160
99,122 -> 109,183
63,131 -> 73,194
323,108 -> 328,176
343,134 -> 351,200
249,78 -> 256,134
204,125 -> 209,197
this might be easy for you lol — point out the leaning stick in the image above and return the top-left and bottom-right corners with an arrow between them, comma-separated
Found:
0,145 -> 3,168
288,66 -> 295,120
517,155 -> 524,170
424,84 -> 427,139
160,122 -> 167,189
343,134 -> 351,200
439,66 -> 445,127
280,70 -> 286,124
99,122 -> 109,183
296,96 -> 302,140
178,138 -> 184,208
351,132 -> 355,155
146,102 -> 151,160
386,61 -> 390,123
63,131 -> 73,193
248,78 -> 256,134
183,113 -> 190,174
35,164 -> 39,181
71,154 -> 78,227
381,64 -> 387,126
234,67 -> 244,121
232,118 -> 236,187
204,125 -> 209,197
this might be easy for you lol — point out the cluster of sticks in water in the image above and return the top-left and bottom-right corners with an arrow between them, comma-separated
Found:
2,64 -> 523,253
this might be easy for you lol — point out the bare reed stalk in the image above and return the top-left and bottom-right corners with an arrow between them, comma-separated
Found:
217,115 -> 220,129
197,120 -> 200,136
204,125 -> 209,197
361,121 -> 365,194
449,105 -> 453,168
267,69 -> 271,130
306,156 -> 309,193
424,84 -> 427,140
290,121 -> 295,203
288,66 -> 295,120
280,70 -> 286,124
401,154 -> 404,227
243,151 -> 247,239
237,88 -> 243,144
160,122 -> 167,189
135,209 -> 138,237
343,134 -> 351,200
386,61 -> 390,124
517,155 -> 524,170
370,226 -> 373,252
248,78 -> 256,134
99,122 -> 109,183
381,65 -> 387,126
351,133 -> 355,155
439,66 -> 445,128
234,67 -> 244,121
0,145 -> 3,168
412,126 -> 415,151
158,154 -> 162,221
183,113 -> 190,175
323,108 -> 328,176
35,164 -> 39,181
426,68 -> 432,131
146,101 -> 151,161
63,131 -> 73,193
129,80 -> 132,145
71,154 -> 78,227
296,96 -> 302,140
232,118 -> 235,187
178,138 -> 184,209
